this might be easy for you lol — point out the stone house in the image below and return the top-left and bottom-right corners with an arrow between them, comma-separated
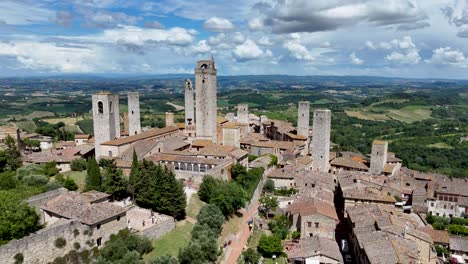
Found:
285,236 -> 343,264
287,198 -> 338,240
450,236 -> 468,263
426,178 -> 468,218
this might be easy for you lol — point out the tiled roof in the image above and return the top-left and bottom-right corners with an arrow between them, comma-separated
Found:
192,139 -> 213,147
101,126 -> 179,146
450,236 -> 468,252
331,157 -> 369,170
287,198 -> 338,220
286,236 -> 343,262
419,227 -> 450,244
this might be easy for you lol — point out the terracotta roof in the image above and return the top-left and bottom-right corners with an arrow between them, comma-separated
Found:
331,157 -> 369,170
373,140 -> 387,145
199,144 -> 235,156
146,153 -> 225,166
120,140 -> 159,161
192,139 -> 213,147
42,191 -> 126,225
450,236 -> 468,252
75,134 -> 91,139
285,132 -> 306,140
286,236 -> 343,262
175,123 -> 185,129
101,126 -> 179,146
80,190 -> 110,203
419,227 -> 450,244
383,164 -> 396,174
458,197 -> 468,207
217,116 -> 228,124
287,198 -> 338,220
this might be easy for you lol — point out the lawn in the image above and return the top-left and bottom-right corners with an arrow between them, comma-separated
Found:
186,193 -> 206,219
62,170 -> 87,191
144,221 -> 194,261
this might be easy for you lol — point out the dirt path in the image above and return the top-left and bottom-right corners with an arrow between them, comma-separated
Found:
167,102 -> 184,111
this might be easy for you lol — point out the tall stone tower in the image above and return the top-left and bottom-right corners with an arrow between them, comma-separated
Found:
370,140 -> 388,175
311,109 -> 331,172
297,101 -> 310,138
92,92 -> 120,158
127,92 -> 141,135
184,79 -> 195,126
195,56 -> 217,143
237,104 -> 249,124
166,112 -> 174,127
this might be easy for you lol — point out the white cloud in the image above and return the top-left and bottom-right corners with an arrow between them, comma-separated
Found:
385,49 -> 421,64
0,1 -> 54,25
350,52 -> 364,65
232,39 -> 264,62
191,40 -> 211,54
203,17 -> 234,32
258,36 -> 273,46
248,18 -> 263,31
232,32 -> 245,44
283,40 -> 314,62
426,47 -> 468,68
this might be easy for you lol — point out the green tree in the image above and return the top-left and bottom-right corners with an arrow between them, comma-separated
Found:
85,157 -> 102,191
268,215 -> 290,240
128,150 -> 139,201
96,229 -> 152,264
257,235 -> 283,258
264,179 -> 275,193
0,191 -> 42,245
259,195 -> 278,219
4,135 -> 22,171
103,159 -> 128,200
179,234 -> 218,264
243,248 -> 260,264
70,158 -> 87,171
231,163 -> 247,181
149,256 -> 179,264
63,177 -> 78,191
196,205 -> 224,235
210,181 -> 246,216
198,176 -> 220,203
0,171 -> 16,190
43,161 -> 60,177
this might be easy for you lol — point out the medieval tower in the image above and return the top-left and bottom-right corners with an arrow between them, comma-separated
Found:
370,140 -> 388,175
195,56 -> 217,143
92,92 -> 120,158
297,101 -> 310,138
184,79 -> 195,126
237,104 -> 249,124
311,109 -> 331,172
127,92 -> 141,135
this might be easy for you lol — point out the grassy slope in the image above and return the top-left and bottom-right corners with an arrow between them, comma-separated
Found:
144,221 -> 194,261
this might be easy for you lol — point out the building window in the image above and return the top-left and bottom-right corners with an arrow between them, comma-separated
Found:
309,233 -> 313,237
117,216 -> 120,221
109,101 -> 113,113
98,101 -> 103,114
307,222 -> 312,228
97,224 -> 101,230
315,222 -> 319,228
109,151 -> 113,157
444,205 -> 447,209
97,237 -> 102,247
431,203 -> 434,207
450,205 -> 454,210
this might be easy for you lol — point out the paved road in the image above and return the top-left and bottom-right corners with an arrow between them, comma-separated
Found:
225,201 -> 258,264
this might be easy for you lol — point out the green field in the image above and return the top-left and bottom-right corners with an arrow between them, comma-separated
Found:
186,194 -> 205,219
144,221 -> 194,261
62,170 -> 87,191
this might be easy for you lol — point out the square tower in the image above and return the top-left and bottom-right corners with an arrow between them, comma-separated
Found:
92,92 -> 120,159
127,92 -> 141,135
297,101 -> 310,138
237,104 -> 249,124
195,57 -> 217,143
166,112 -> 174,127
311,109 -> 331,172
222,125 -> 240,148
184,79 -> 195,127
370,140 -> 388,175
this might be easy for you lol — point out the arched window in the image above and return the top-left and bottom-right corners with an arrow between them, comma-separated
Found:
98,101 -> 103,114
109,101 -> 113,113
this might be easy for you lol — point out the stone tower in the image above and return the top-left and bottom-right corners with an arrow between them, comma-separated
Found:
311,109 -> 331,172
166,112 -> 174,127
195,56 -> 217,143
370,140 -> 388,175
127,92 -> 141,135
297,101 -> 310,138
237,104 -> 249,124
184,79 -> 195,127
92,92 -> 120,158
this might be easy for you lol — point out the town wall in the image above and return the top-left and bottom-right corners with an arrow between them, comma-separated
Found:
138,216 -> 175,240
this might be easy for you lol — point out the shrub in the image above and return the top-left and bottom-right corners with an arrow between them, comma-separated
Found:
268,155 -> 278,167
13,253 -> 24,264
73,242 -> 81,250
291,231 -> 301,240
435,245 -> 449,256
70,158 -> 87,171
257,235 -> 283,258
243,248 -> 260,264
263,179 -> 275,193
64,177 -> 78,191
54,237 -> 66,248
43,161 -> 60,177
73,229 -> 80,237
248,155 -> 258,162
22,174 -> 49,187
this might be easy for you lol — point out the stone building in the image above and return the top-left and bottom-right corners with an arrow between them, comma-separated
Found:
195,57 -> 217,143
426,178 -> 468,217
285,236 -> 343,264
92,92 -> 120,159
165,112 -> 174,127
297,101 -> 310,138
369,140 -> 388,175
237,103 -> 249,124
128,92 -> 141,136
222,123 -> 240,148
184,79 -> 195,125
311,109 -> 331,172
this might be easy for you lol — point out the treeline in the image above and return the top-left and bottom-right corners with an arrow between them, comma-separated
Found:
426,214 -> 468,236
34,119 -> 74,141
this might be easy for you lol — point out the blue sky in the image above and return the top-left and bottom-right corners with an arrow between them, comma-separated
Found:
0,0 -> 467,78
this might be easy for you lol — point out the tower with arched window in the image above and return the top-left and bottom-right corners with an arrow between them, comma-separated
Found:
92,92 -> 120,158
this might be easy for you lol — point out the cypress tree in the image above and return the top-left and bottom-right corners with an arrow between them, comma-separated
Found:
85,157 -> 102,191
103,159 -> 128,200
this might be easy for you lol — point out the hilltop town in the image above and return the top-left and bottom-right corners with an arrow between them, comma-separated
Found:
0,58 -> 467,264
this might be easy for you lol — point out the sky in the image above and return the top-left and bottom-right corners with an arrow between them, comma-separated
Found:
0,0 -> 467,78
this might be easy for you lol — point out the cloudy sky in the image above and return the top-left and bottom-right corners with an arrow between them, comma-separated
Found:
0,0 -> 467,78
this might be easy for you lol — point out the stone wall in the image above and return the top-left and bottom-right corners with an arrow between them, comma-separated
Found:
26,188 -> 68,224
138,217 -> 175,240
0,220 -> 92,264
